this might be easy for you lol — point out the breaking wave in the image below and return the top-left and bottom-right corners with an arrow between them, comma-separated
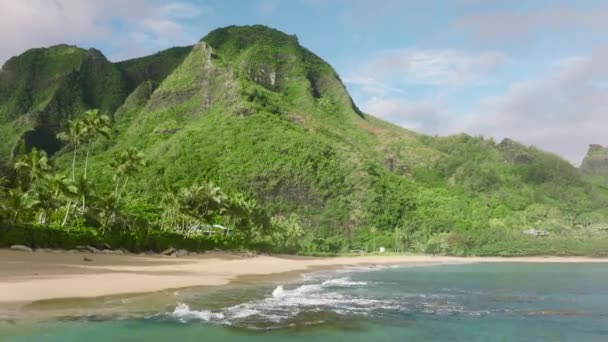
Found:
166,276 -> 390,326
165,273 -> 490,329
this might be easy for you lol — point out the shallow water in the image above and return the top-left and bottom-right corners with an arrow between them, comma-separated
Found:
2,263 -> 608,341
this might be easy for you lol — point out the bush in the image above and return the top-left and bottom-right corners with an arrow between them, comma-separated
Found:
0,224 -> 233,253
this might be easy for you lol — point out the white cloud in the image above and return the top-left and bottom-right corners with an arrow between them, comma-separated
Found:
460,46 -> 608,164
354,46 -> 608,164
457,6 -> 608,41
0,0 -> 207,64
362,96 -> 455,134
348,49 -> 507,89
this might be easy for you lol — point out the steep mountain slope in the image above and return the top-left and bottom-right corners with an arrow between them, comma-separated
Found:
581,144 -> 608,175
0,44 -> 190,166
76,26 -> 440,236
580,144 -> 608,192
2,25 -> 607,254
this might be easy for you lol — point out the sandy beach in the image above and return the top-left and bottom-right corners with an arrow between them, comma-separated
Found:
1,249 -> 608,305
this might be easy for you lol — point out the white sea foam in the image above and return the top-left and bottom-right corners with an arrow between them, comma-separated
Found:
166,275 -> 398,326
321,277 -> 368,287
170,303 -> 225,323
165,269 -> 497,329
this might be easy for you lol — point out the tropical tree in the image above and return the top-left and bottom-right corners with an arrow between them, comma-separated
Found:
0,179 -> 8,222
74,174 -> 96,212
82,109 -> 112,179
177,182 -> 227,224
226,194 -> 270,240
271,214 -> 304,251
14,148 -> 52,189
0,189 -> 40,224
111,147 -> 146,205
90,193 -> 120,233
392,228 -> 409,253
37,173 -> 77,224
0,177 -> 7,193
159,183 -> 181,231
57,119 -> 86,181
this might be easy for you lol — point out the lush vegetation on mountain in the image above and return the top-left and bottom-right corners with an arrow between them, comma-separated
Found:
1,25 -> 607,256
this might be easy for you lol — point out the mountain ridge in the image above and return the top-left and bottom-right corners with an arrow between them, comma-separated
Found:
1,25 -> 607,255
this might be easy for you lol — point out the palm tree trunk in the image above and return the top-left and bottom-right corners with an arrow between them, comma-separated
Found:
84,141 -> 91,179
114,177 -> 121,198
62,201 -> 71,226
116,176 -> 129,205
71,148 -> 77,181
11,210 -> 18,224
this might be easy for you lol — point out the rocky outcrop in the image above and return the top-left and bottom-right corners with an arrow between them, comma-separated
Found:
10,244 -> 33,252
497,138 -> 533,164
580,144 -> 608,175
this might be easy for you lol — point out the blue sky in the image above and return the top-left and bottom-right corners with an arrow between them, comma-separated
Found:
2,0 -> 607,164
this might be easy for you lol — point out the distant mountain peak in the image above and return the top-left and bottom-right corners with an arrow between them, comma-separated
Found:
580,144 -> 608,175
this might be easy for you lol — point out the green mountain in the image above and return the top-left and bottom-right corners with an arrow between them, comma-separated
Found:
0,44 -> 190,163
1,25 -> 607,255
581,144 -> 608,175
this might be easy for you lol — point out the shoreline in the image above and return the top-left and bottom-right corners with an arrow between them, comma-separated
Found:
1,249 -> 608,306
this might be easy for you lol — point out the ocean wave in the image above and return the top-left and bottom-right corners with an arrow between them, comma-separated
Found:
165,276 -> 397,327
321,277 -> 368,287
170,303 -> 226,323
164,273 -> 492,329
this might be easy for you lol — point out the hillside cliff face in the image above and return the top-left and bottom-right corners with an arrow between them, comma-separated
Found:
580,144 -> 608,175
0,44 -> 190,162
1,25 -> 607,250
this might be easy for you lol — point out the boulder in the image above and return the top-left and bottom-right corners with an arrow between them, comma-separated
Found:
174,249 -> 189,257
102,249 -> 125,255
161,247 -> 177,256
86,246 -> 100,253
10,245 -> 32,252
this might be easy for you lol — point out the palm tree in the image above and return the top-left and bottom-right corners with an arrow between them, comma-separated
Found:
57,119 -> 87,225
369,226 -> 378,253
82,109 -> 112,179
111,147 -> 146,205
0,177 -> 7,190
74,174 -> 96,212
159,183 -> 181,231
38,173 -> 77,225
90,193 -> 120,234
177,182 -> 227,224
57,119 -> 86,181
0,179 -> 8,222
14,148 -> 52,189
392,228 -> 408,253
0,189 -> 40,224
226,193 -> 270,240
285,214 -> 305,250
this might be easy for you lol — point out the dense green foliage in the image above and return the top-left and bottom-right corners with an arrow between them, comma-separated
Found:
115,46 -> 192,90
0,44 -> 189,164
0,224 -> 232,252
1,25 -> 607,255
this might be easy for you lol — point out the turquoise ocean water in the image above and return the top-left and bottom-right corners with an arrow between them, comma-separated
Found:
2,263 -> 608,341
